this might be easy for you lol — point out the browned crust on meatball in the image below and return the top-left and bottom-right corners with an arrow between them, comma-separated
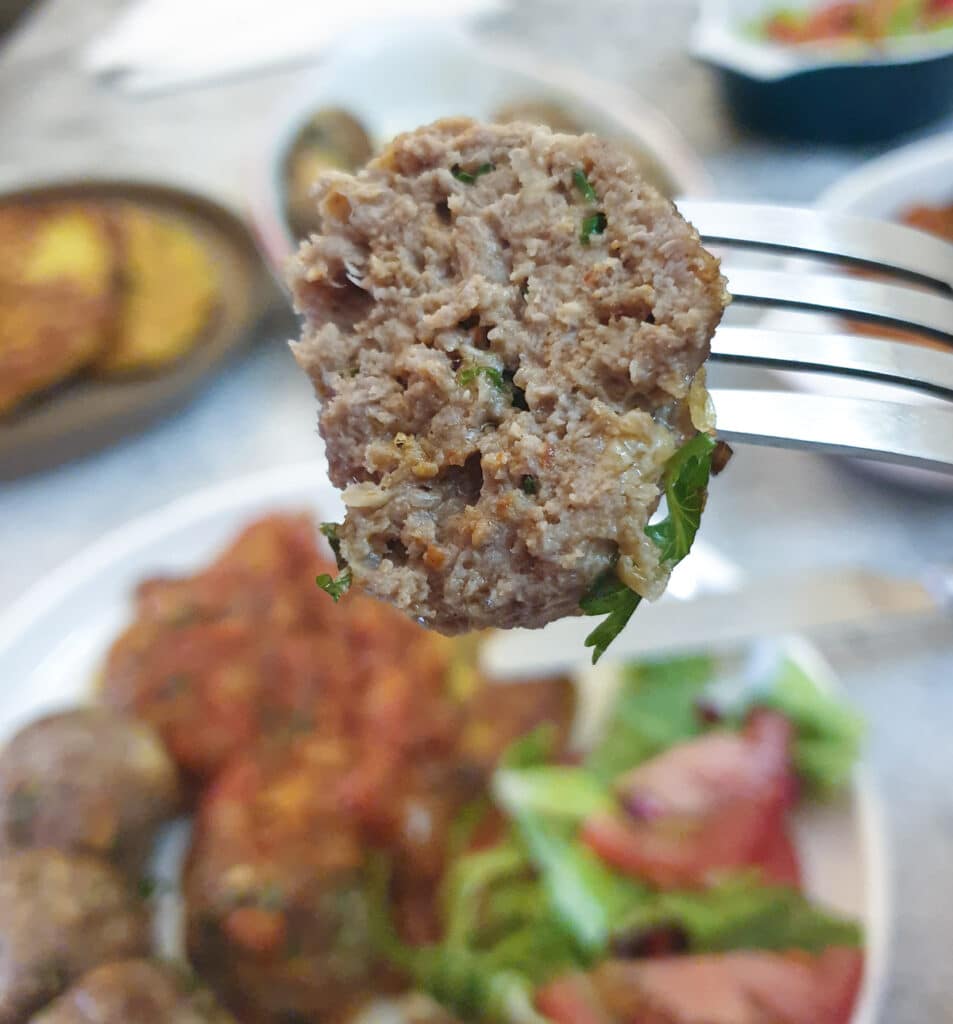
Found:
291,118 -> 727,633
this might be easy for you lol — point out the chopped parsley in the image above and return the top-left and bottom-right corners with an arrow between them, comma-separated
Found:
316,566 -> 352,602
581,433 -> 717,663
572,168 -> 598,203
459,365 -> 529,410
458,364 -> 506,391
580,211 -> 608,245
521,475 -> 539,495
319,521 -> 346,570
451,162 -> 495,184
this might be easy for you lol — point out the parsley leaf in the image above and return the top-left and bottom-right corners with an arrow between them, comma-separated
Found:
572,168 -> 599,203
580,570 -> 642,664
458,364 -> 506,392
319,521 -> 346,570
580,211 -> 607,245
316,566 -> 352,602
451,162 -> 495,184
581,433 -> 717,663
645,432 -> 717,565
520,475 -> 538,495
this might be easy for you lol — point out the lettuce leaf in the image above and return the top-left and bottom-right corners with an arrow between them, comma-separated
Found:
616,874 -> 862,954
585,655 -> 715,782
751,658 -> 863,798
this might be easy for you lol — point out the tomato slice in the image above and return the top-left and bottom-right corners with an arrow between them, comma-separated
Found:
536,973 -> 613,1024
582,710 -> 797,889
587,948 -> 863,1024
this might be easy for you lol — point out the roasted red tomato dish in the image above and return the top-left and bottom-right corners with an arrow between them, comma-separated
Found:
0,512 -> 866,1023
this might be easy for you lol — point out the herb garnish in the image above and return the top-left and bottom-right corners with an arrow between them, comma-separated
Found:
580,211 -> 608,244
451,162 -> 495,185
458,364 -> 506,392
573,168 -> 607,244
572,168 -> 598,203
521,475 -> 538,495
581,433 -> 717,663
319,521 -> 346,570
316,567 -> 352,602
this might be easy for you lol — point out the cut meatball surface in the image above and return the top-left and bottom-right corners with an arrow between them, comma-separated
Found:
0,708 -> 180,874
0,850 -> 148,1024
291,118 -> 727,633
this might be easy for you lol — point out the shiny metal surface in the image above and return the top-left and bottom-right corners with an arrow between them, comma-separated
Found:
723,267 -> 953,343
680,200 -> 953,291
712,325 -> 953,400
711,388 -> 953,474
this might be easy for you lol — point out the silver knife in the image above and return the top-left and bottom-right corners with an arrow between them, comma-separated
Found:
480,565 -> 953,681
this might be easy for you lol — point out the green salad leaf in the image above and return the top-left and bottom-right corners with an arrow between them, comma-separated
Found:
581,433 -> 717,664
616,874 -> 862,954
494,766 -> 613,823
586,655 -> 714,782
749,658 -> 863,798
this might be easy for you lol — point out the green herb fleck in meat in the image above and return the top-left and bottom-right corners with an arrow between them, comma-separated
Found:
580,211 -> 608,245
451,162 -> 495,185
521,475 -> 538,496
459,364 -> 506,392
572,168 -> 599,204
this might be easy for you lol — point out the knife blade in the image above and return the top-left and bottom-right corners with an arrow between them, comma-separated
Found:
480,565 -> 953,681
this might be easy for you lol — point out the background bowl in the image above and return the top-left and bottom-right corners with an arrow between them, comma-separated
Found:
691,0 -> 953,143
763,131 -> 953,491
248,21 -> 713,280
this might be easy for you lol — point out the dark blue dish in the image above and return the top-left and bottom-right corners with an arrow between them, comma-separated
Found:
714,48 -> 953,144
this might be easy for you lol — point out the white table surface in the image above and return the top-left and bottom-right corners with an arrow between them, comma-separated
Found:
2,0 -> 953,1018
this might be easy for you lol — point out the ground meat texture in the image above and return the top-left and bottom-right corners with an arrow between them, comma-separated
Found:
291,118 -> 728,633
28,960 -> 235,1024
0,850 -> 148,1024
0,709 -> 180,874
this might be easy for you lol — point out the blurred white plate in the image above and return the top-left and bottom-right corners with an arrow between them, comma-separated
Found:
0,463 -> 887,1022
761,132 -> 953,492
247,21 -> 713,276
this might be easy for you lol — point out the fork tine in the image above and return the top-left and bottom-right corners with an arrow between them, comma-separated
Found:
723,268 -> 953,344
712,325 -> 953,399
679,200 -> 953,292
711,388 -> 953,474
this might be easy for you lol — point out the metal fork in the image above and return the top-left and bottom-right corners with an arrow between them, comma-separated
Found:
676,200 -> 953,475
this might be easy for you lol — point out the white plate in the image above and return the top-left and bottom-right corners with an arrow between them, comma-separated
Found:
760,131 -> 953,492
0,463 -> 887,1022
247,20 -> 713,276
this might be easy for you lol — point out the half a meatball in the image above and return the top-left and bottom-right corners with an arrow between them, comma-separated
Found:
291,118 -> 727,634
0,709 -> 180,874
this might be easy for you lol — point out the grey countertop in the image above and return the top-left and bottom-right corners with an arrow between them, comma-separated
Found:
2,0 -> 953,1018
